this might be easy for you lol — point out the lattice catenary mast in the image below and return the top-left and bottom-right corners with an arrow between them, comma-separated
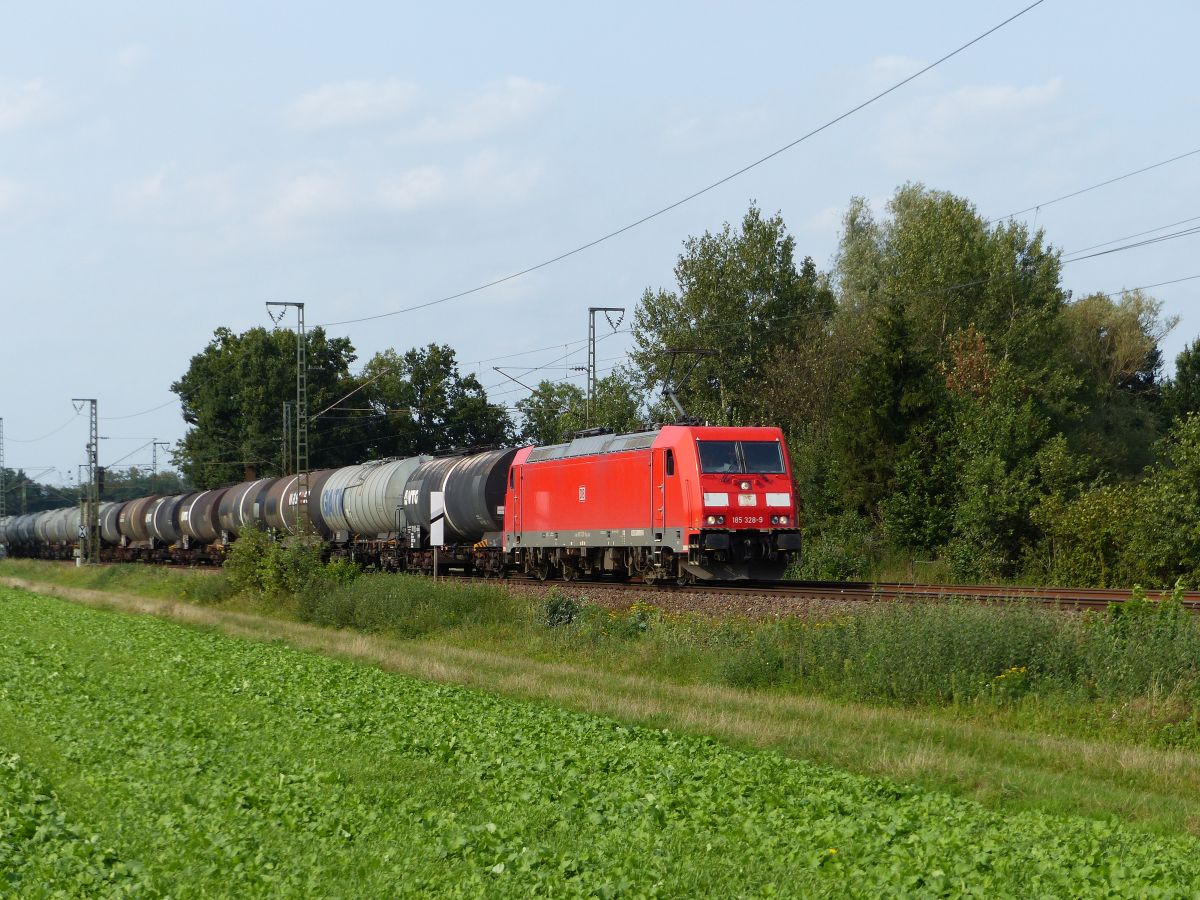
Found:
267,302 -> 308,531
0,417 -> 6,520
587,307 -> 624,427
71,399 -> 100,564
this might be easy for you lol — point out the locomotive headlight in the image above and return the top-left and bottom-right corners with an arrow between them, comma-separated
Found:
770,515 -> 780,525
706,515 -> 717,525
779,514 -> 789,525
739,480 -> 751,491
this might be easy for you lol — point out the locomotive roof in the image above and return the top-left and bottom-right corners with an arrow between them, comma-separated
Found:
525,428 -> 662,463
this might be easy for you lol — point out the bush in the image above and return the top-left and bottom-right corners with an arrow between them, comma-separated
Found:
223,527 -> 323,601
543,589 -> 581,627
790,511 -> 875,580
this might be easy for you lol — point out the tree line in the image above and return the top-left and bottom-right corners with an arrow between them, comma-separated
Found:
168,184 -> 1200,587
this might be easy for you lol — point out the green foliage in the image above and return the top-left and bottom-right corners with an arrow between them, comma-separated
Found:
630,202 -> 834,425
790,511 -> 875,580
515,380 -> 586,444
295,572 -> 525,637
357,343 -> 512,457
171,325 -> 364,487
0,752 -> 149,894
542,589 -> 581,627
222,526 -> 323,600
7,586 -> 1200,895
1161,338 -> 1200,425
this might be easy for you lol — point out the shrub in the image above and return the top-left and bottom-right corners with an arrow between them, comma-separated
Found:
223,527 -> 325,601
543,589 -> 581,627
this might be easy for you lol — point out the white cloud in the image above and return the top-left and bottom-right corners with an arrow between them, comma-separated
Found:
115,167 -> 170,212
801,204 -> 844,237
261,171 -> 349,230
256,149 -> 543,238
286,79 -> 419,129
927,79 -> 1063,125
869,54 -> 924,86
378,165 -> 447,211
114,44 -> 148,72
0,79 -> 55,130
403,76 -> 550,142
0,178 -> 21,213
460,149 -> 542,202
878,78 -> 1065,170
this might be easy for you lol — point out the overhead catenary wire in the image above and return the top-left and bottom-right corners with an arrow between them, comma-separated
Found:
990,146 -> 1200,223
7,412 -> 80,443
1064,214 -> 1200,257
99,398 -> 178,420
316,1 -> 1046,330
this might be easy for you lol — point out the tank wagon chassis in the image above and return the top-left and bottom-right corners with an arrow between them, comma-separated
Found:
0,426 -> 801,584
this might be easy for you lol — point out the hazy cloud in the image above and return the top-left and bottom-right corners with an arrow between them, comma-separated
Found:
261,171 -> 350,230
286,78 -> 419,129
403,76 -> 550,142
378,165 -> 447,211
0,79 -> 56,130
0,178 -> 21,213
114,44 -> 148,72
879,78 -> 1065,169
115,167 -> 170,212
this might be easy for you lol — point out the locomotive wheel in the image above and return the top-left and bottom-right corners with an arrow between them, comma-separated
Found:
676,570 -> 694,586
534,560 -> 551,581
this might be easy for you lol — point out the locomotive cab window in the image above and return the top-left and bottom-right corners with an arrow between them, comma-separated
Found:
741,441 -> 786,474
698,441 -> 740,473
698,440 -> 786,474
665,449 -> 675,476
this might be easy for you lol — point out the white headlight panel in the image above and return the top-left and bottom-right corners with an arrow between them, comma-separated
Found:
766,493 -> 791,507
703,492 -> 729,506
738,494 -> 758,507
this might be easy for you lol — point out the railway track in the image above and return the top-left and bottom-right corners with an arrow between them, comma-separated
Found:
478,574 -> 1200,614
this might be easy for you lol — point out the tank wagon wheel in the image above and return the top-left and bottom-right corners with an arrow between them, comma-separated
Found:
676,570 -> 695,587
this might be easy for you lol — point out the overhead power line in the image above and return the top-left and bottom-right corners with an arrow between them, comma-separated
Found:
991,146 -> 1200,223
7,412 -> 80,443
100,398 -> 177,420
1064,214 -> 1200,257
317,1 -> 1046,329
1064,224 -> 1200,263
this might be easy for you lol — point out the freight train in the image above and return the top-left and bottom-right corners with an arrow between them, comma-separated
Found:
0,424 -> 801,583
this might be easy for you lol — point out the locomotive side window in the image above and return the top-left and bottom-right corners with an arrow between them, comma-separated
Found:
665,449 -> 675,476
698,441 -> 740,473
741,441 -> 786,473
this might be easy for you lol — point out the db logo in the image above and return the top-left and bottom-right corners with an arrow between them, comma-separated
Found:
578,485 -> 586,502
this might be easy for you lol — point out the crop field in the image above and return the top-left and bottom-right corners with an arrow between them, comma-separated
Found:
3,586 -> 1200,897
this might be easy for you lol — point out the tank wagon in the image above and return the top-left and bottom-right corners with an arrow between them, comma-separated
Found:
0,425 -> 801,582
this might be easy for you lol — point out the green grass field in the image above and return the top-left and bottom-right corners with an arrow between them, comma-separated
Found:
3,584 -> 1200,897
6,558 -> 1200,840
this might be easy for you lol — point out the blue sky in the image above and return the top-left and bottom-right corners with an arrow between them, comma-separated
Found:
4,1 -> 1200,483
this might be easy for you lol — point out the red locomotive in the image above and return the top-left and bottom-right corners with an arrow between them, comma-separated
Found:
505,425 -> 800,583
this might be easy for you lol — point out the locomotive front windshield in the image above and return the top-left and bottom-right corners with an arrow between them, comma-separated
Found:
698,440 -> 786,474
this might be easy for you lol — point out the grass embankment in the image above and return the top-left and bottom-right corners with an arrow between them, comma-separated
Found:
5,558 -> 1200,838
4,585 -> 1200,897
